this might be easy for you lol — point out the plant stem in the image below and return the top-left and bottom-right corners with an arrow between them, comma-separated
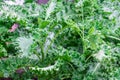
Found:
37,41 -> 45,61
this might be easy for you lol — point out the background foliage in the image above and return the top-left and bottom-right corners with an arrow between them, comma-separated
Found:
0,0 -> 120,80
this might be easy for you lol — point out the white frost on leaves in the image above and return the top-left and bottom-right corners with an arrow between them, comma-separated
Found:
1,5 -> 21,19
45,2 -> 56,20
16,36 -> 38,59
4,0 -> 24,5
0,11 -> 3,15
38,65 -> 54,71
102,7 -> 113,12
102,1 -> 120,32
30,61 -> 59,71
16,36 -> 33,55
109,10 -> 119,20
93,50 -> 106,61
44,32 -> 54,53
76,0 -> 83,7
